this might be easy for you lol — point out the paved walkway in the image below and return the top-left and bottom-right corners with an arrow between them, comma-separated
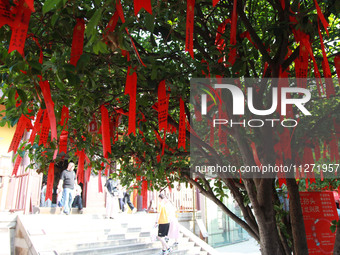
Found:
215,238 -> 261,255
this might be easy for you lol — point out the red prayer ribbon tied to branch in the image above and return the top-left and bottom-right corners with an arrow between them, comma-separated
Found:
228,0 -> 237,66
133,0 -> 152,16
70,18 -> 85,67
178,98 -> 186,149
76,149 -> 85,184
334,54 -> 340,84
45,163 -> 55,202
158,80 -> 169,131
185,0 -> 195,59
101,105 -> 112,159
98,170 -> 103,193
12,154 -> 22,176
8,0 -> 32,57
125,67 -> 137,136
8,114 -> 31,154
212,0 -> 220,7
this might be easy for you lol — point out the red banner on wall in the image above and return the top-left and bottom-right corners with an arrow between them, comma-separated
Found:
300,191 -> 339,254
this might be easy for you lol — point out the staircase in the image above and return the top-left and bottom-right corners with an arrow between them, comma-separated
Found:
15,212 -> 217,255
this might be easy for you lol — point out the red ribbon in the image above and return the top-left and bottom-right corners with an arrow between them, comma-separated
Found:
329,136 -> 339,163
8,114 -> 30,154
59,105 -> 69,127
334,54 -> 340,84
158,80 -> 169,131
185,0 -> 195,59
125,67 -> 137,135
98,170 -> 103,193
12,154 -> 22,176
313,0 -> 329,36
8,0 -> 31,56
76,149 -> 85,184
45,163 -> 55,201
58,130 -> 68,154
314,140 -> 321,162
141,179 -> 148,209
302,145 -> 316,184
70,18 -> 85,67
212,0 -> 220,7
39,81 -> 57,142
228,0 -> 237,66
38,110 -> 50,146
0,0 -> 14,28
133,0 -> 152,16
101,105 -> 112,158
178,98 -> 186,149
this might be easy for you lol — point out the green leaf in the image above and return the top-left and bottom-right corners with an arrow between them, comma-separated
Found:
85,8 -> 103,39
76,54 -> 91,70
16,89 -> 27,104
43,0 -> 62,14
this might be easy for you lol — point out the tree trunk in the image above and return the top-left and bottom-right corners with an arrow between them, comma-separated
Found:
244,179 -> 285,255
286,178 -> 308,255
333,222 -> 340,255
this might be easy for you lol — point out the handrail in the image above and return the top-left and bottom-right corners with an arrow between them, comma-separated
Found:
178,223 -> 221,255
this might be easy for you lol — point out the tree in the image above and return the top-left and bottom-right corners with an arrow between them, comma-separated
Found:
0,0 -> 339,254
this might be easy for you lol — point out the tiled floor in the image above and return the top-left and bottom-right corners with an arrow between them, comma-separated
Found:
215,238 -> 261,255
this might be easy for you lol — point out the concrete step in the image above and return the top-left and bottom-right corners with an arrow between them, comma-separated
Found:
59,242 -> 160,255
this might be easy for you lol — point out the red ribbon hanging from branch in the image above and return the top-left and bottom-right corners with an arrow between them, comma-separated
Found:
228,0 -> 237,66
185,0 -> 195,59
101,105 -> 112,158
38,110 -> 50,146
45,163 -> 55,202
133,0 -> 152,16
178,98 -> 186,149
334,54 -> 340,84
158,80 -> 169,131
212,0 -> 220,7
98,170 -> 103,193
141,179 -> 148,209
12,154 -> 22,176
70,18 -> 85,67
78,150 -> 85,184
250,142 -> 262,168
0,0 -> 14,28
8,0 -> 32,57
125,67 -> 137,135
313,0 -> 329,36
8,114 -> 31,154
39,81 -> 57,142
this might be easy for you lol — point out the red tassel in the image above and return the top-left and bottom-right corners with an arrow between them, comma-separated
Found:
185,0 -> 195,59
178,98 -> 186,149
45,163 -> 55,201
133,0 -> 152,16
98,170 -> 103,193
101,105 -> 111,158
8,1 -> 31,56
158,80 -> 169,131
70,18 -> 85,67
125,67 -> 137,135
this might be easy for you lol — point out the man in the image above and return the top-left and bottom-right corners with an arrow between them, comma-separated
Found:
104,177 -> 120,219
72,183 -> 83,214
58,162 -> 76,215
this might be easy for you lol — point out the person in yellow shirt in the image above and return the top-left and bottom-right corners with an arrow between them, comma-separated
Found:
155,194 -> 171,255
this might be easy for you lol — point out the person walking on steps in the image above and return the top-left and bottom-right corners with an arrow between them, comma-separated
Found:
104,177 -> 120,219
155,194 -> 172,255
57,162 -> 76,215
